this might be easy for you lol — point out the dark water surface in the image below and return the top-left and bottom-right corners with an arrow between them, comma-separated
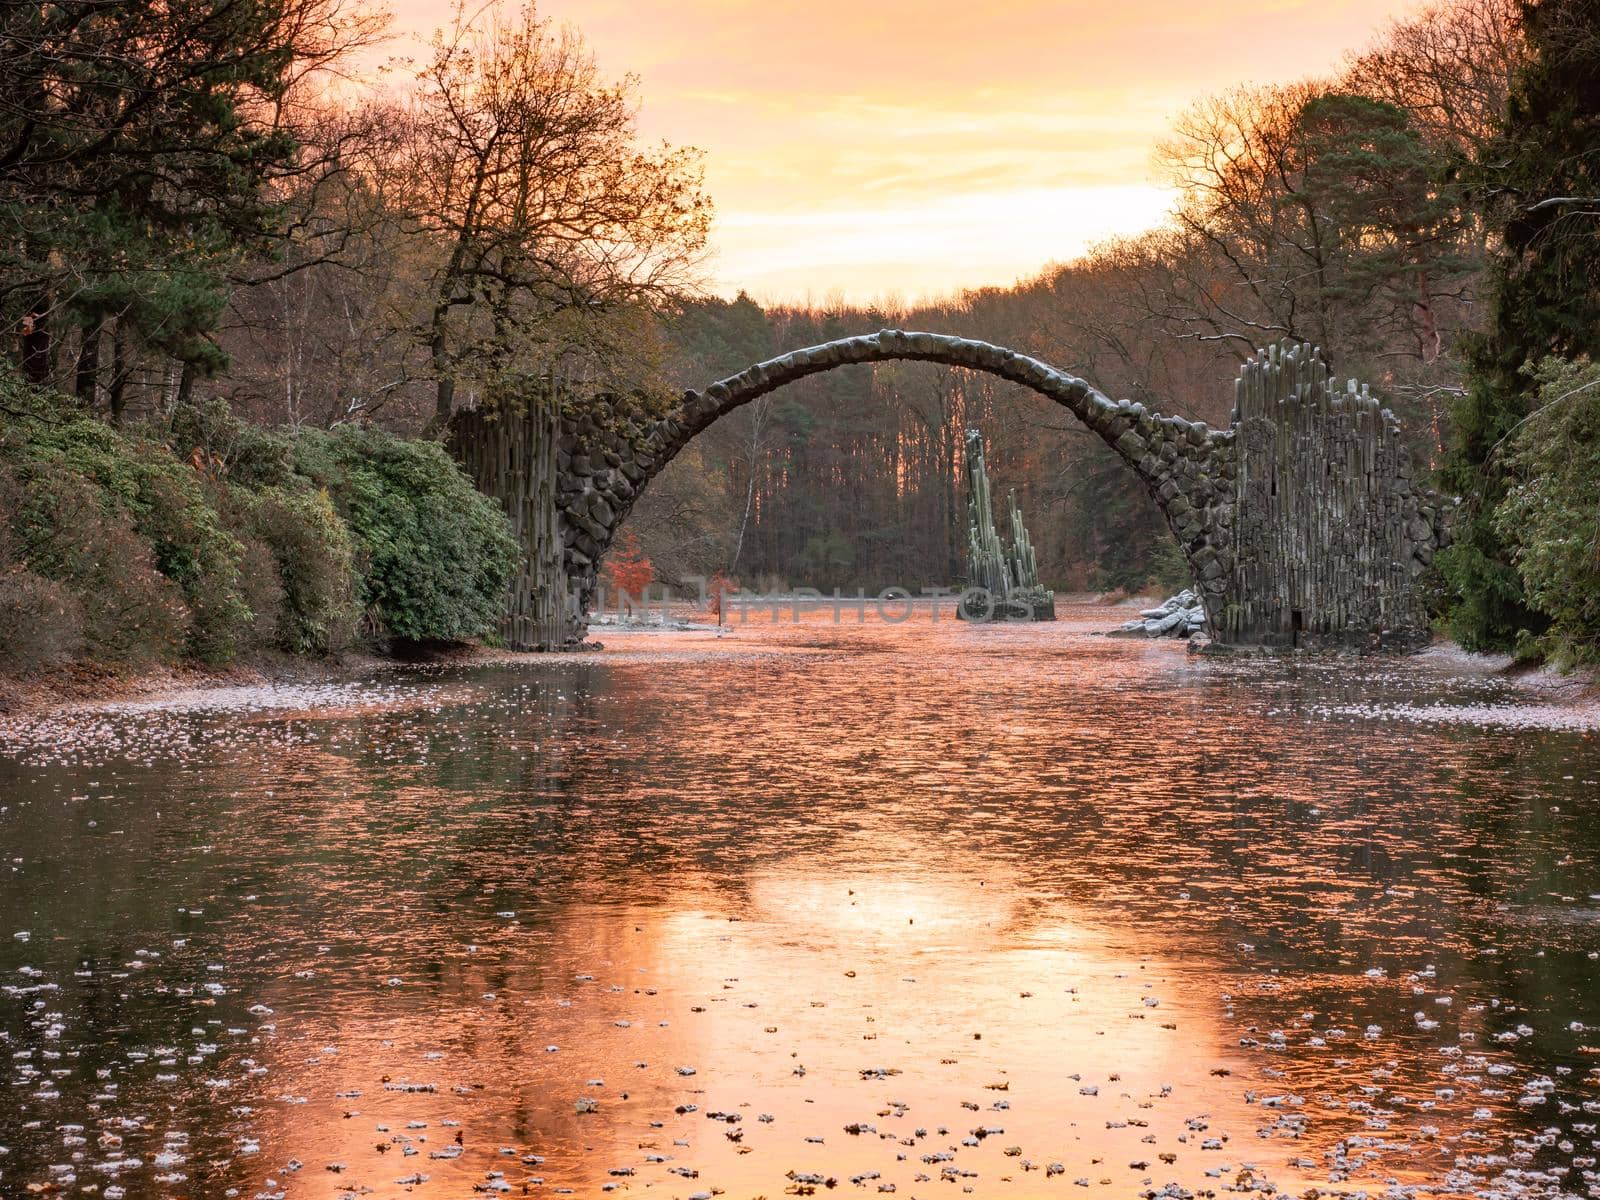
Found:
2,601 -> 1599,1200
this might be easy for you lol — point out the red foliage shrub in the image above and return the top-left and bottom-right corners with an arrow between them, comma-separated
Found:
707,571 -> 737,621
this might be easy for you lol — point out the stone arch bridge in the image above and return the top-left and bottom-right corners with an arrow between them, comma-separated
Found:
451,330 -> 1451,652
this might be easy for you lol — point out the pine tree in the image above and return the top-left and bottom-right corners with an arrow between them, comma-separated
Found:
1440,0 -> 1600,650
0,0 -> 379,399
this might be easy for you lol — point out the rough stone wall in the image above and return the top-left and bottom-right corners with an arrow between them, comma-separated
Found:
1219,341 -> 1451,650
551,390 -> 667,635
470,329 -> 1445,652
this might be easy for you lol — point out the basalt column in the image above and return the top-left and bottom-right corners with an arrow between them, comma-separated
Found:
1218,341 -> 1450,650
449,387 -> 580,651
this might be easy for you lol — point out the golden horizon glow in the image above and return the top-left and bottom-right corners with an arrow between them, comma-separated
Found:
386,0 -> 1429,304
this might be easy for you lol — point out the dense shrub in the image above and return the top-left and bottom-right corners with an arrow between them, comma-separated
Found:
20,419 -> 253,662
234,485 -> 360,654
292,426 -> 515,642
231,424 -> 300,490
169,395 -> 297,490
2,459 -> 188,664
1146,538 -> 1195,596
234,533 -> 287,654
167,395 -> 245,466
171,396 -> 358,654
1493,358 -> 1600,668
0,371 -> 514,674
0,566 -> 84,671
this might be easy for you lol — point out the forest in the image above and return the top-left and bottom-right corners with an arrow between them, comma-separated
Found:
1,0 -> 1598,673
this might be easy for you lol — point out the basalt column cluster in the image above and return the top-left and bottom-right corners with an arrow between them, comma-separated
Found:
1218,341 -> 1451,650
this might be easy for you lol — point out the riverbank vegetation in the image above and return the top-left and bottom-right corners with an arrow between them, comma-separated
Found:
1,0 -> 1597,678
0,375 -> 516,672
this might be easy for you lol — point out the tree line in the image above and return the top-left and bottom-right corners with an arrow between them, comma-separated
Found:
1,0 -> 1597,671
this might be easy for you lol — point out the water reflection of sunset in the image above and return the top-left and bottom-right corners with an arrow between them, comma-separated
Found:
2,601 -> 1597,1198
249,875 -> 1305,1198
241,845 -> 1488,1197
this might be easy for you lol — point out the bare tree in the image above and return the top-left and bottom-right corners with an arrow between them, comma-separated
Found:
1345,0 -> 1524,157
404,1 -> 712,433
222,99 -> 434,428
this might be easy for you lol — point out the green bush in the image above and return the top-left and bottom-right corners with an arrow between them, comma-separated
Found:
1,458 -> 188,664
0,372 -> 513,672
233,485 -> 360,654
231,424 -> 299,491
168,394 -> 297,490
233,532 -> 287,654
170,395 -> 357,654
291,426 -> 515,642
1493,358 -> 1600,668
167,394 -> 245,466
1147,536 -> 1195,595
20,418 -> 253,662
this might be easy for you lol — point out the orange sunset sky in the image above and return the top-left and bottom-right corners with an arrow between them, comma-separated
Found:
386,0 -> 1429,304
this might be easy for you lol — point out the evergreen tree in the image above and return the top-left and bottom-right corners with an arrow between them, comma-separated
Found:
1440,0 -> 1600,650
1290,93 -> 1469,368
0,0 -> 379,402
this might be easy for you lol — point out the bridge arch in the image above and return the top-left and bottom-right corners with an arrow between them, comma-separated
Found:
554,329 -> 1237,631
453,331 -> 1448,652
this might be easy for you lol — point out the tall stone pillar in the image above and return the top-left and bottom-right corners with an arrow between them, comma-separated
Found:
1217,342 -> 1448,650
449,388 -> 582,650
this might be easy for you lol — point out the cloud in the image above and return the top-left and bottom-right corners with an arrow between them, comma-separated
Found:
384,0 -> 1425,299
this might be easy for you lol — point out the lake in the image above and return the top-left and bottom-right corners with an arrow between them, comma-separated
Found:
2,599 -> 1598,1199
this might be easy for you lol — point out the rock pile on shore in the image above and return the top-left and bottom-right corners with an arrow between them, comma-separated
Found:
1108,589 -> 1207,639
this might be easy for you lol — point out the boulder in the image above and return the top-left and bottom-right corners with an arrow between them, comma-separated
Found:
1152,610 -> 1188,635
1109,591 -> 1206,640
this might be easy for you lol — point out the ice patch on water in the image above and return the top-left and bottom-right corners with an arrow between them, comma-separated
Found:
0,679 -> 452,767
1312,698 -> 1600,731
92,680 -> 439,717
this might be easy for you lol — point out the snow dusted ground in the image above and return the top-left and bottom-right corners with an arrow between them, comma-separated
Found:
1301,643 -> 1600,733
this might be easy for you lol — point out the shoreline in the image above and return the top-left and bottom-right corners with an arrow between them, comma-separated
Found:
0,651 -> 406,718
0,629 -> 725,718
1,615 -> 1594,720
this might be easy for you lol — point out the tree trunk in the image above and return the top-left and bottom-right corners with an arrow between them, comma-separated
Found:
731,473 -> 755,572
1415,269 -> 1440,363
75,320 -> 102,405
20,291 -> 51,385
421,314 -> 460,438
108,322 -> 130,427
432,376 -> 456,434
175,360 -> 197,409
